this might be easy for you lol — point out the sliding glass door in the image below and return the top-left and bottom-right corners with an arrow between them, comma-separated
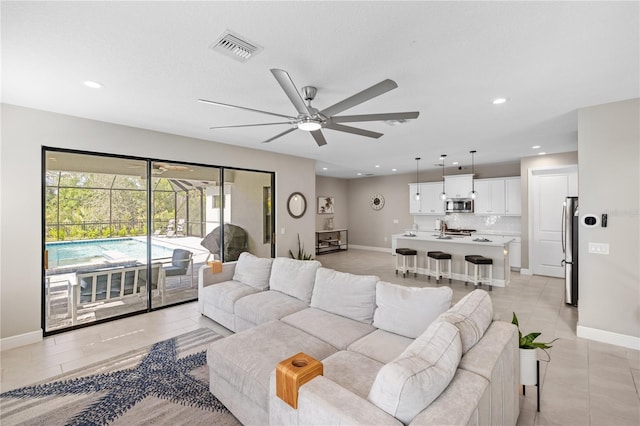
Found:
43,149 -> 275,334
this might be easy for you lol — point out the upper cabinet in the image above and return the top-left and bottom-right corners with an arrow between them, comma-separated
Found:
409,182 -> 444,215
474,177 -> 521,216
444,175 -> 473,198
505,177 -> 521,215
474,179 -> 505,214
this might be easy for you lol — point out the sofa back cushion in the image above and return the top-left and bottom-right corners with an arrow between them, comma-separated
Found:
373,282 -> 452,339
368,320 -> 461,424
439,289 -> 493,354
269,257 -> 322,303
232,252 -> 273,290
310,267 -> 378,324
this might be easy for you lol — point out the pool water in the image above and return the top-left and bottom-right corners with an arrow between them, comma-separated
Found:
46,238 -> 175,269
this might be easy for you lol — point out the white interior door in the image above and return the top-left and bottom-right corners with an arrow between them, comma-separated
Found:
530,166 -> 578,277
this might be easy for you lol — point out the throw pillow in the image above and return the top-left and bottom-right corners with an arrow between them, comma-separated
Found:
232,252 -> 273,290
373,282 -> 452,338
269,257 -> 322,303
310,267 -> 378,324
439,289 -> 493,354
368,320 -> 461,424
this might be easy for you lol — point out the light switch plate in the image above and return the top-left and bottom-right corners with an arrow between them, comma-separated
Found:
588,242 -> 609,255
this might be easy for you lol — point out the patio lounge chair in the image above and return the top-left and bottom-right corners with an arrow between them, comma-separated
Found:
165,219 -> 176,237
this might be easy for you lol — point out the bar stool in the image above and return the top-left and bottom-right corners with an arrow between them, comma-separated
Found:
427,251 -> 452,284
464,255 -> 493,291
395,248 -> 417,278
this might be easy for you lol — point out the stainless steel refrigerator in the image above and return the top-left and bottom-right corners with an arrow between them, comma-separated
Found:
562,197 -> 579,306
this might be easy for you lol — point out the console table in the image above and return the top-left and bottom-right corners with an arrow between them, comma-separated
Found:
315,229 -> 348,255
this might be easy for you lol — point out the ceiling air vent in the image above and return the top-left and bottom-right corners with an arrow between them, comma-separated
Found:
210,30 -> 262,63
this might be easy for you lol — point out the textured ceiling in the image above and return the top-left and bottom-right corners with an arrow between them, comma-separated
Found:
2,1 -> 638,178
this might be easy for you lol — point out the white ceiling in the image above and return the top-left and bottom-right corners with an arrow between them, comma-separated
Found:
2,1 -> 638,178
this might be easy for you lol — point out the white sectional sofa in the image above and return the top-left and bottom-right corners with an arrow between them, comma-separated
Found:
198,253 -> 519,425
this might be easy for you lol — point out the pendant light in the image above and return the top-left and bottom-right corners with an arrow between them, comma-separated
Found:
439,154 -> 447,201
469,150 -> 478,199
414,157 -> 421,201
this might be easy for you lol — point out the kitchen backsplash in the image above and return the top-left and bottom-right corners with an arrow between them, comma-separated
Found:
413,214 -> 521,234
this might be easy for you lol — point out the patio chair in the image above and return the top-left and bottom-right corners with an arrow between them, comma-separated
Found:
175,218 -> 185,236
163,248 -> 193,286
166,219 -> 176,237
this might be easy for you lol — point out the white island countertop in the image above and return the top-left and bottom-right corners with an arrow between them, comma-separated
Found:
393,233 -> 515,247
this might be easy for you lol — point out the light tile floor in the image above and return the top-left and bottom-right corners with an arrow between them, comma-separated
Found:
1,249 -> 638,425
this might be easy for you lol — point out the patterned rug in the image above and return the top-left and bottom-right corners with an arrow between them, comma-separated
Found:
0,328 -> 240,425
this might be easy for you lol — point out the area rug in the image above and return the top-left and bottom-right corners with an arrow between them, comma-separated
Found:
0,328 -> 240,425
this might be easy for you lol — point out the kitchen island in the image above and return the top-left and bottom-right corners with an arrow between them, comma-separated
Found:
392,232 -> 515,287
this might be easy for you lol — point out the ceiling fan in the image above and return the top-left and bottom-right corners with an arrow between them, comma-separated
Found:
198,69 -> 420,146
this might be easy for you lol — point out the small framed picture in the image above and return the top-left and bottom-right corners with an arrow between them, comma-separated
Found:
317,196 -> 335,214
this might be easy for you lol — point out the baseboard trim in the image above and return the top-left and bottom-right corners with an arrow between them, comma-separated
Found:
348,245 -> 392,253
577,325 -> 640,350
519,268 -> 533,276
1,329 -> 43,351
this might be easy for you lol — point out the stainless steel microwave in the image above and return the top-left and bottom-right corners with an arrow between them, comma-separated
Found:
445,198 -> 474,213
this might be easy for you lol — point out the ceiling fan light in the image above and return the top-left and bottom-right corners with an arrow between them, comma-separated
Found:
297,118 -> 322,131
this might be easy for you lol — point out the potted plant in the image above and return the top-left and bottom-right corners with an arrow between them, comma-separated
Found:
512,312 -> 558,385
289,234 -> 314,260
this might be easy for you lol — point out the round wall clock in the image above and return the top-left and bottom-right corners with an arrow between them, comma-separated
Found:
370,193 -> 385,210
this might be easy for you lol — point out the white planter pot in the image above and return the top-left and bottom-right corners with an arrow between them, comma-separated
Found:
520,348 -> 538,385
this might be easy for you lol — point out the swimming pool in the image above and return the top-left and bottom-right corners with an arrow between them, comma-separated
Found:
46,238 -> 175,269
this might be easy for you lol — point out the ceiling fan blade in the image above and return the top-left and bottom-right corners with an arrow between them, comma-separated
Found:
331,111 -> 420,123
270,69 -> 311,115
320,79 -> 398,118
198,98 -> 295,120
325,123 -> 384,139
311,130 -> 327,147
209,122 -> 293,130
262,128 -> 297,144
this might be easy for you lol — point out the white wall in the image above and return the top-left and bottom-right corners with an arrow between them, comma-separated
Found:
577,98 -> 639,348
0,104 -> 316,343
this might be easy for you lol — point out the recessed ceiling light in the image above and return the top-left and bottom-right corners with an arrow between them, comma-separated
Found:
357,172 -> 362,176
322,167 -> 328,171
492,97 -> 508,105
452,161 -> 459,165
531,145 -> 541,149
391,168 -> 397,172
538,152 -> 547,156
375,165 -> 380,168
84,80 -> 103,89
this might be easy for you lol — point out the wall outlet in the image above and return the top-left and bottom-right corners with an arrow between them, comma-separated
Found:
393,219 -> 399,224
281,227 -> 286,235
588,242 -> 609,255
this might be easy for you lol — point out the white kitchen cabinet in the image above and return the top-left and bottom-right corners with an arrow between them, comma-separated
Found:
444,174 -> 473,198
408,182 -> 444,214
509,238 -> 521,268
505,177 -> 521,215
473,179 -> 505,215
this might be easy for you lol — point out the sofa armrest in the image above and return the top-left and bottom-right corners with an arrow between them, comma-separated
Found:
409,369 -> 490,426
270,372 -> 401,426
198,262 -> 237,289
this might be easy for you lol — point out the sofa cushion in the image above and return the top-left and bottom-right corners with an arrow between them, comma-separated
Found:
234,290 -> 308,328
439,289 -> 493,354
207,320 -> 337,410
232,252 -> 273,290
368,320 -> 462,424
347,329 -> 414,365
205,280 -> 261,313
310,267 -> 378,324
269,257 -> 322,303
322,350 -> 384,399
281,308 -> 376,350
373,282 -> 452,338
